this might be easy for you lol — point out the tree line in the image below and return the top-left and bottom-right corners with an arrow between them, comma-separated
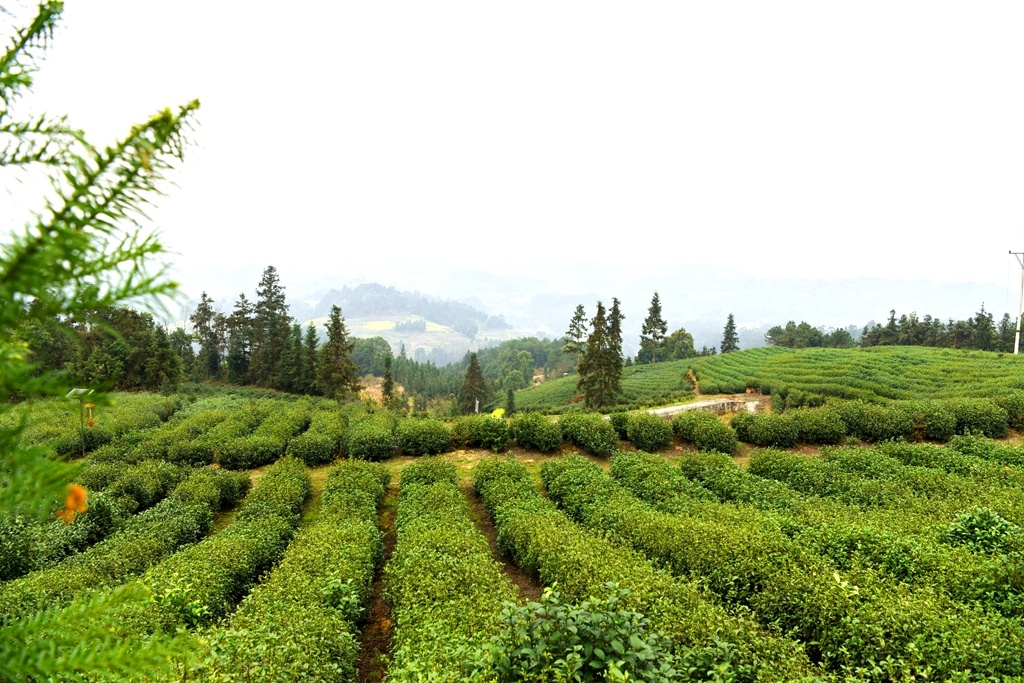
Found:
766,305 -> 1018,352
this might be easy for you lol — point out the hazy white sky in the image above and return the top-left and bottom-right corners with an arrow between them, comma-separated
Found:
8,2 -> 1024,301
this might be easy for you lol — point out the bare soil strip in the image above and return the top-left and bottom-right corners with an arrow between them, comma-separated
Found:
356,486 -> 398,683
463,482 -> 544,603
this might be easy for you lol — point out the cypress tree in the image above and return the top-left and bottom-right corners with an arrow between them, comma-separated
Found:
382,353 -> 395,406
225,293 -> 254,384
577,301 -> 621,410
562,304 -> 588,370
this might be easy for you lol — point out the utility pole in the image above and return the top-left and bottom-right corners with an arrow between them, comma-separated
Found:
1011,252 -> 1024,354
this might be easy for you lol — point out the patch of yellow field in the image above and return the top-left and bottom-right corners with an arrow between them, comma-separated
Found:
364,320 -> 396,331
425,322 -> 445,332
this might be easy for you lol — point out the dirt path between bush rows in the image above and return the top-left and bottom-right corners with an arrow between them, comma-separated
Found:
463,482 -> 544,603
356,486 -> 397,683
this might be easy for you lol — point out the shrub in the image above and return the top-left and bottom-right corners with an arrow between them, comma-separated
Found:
344,415 -> 397,462
558,412 -> 618,457
903,401 -> 957,442
608,412 -> 630,439
943,398 -> 1009,439
509,412 -> 562,453
673,411 -> 738,455
452,415 -> 509,452
743,413 -> 799,449
835,400 -> 913,442
790,406 -> 847,444
285,431 -> 338,466
943,508 -> 1019,554
466,585 -> 679,683
623,412 -> 672,452
395,418 -> 453,456
994,391 -> 1024,431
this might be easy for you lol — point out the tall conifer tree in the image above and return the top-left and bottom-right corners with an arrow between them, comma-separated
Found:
639,292 -> 668,363
721,313 -> 740,354
250,266 -> 292,388
458,352 -> 489,414
315,305 -> 360,399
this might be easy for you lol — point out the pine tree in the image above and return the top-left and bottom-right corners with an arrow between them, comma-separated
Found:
562,304 -> 588,370
224,293 -> 254,384
189,291 -> 223,380
458,352 -> 489,414
250,266 -> 292,388
720,313 -> 740,354
577,301 -> 621,410
316,305 -> 360,399
639,292 -> 668,363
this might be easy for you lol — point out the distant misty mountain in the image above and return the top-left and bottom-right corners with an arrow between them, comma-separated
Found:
183,262 -> 1010,365
311,283 -> 510,339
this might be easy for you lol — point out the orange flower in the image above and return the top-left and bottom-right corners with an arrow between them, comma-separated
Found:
56,484 -> 88,524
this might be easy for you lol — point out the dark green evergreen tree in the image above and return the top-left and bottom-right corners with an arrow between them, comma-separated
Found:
382,353 -> 395,406
277,323 -> 305,393
315,305 -> 360,399
972,304 -> 995,351
639,292 -> 668,363
250,266 -> 292,388
144,326 -> 183,390
224,293 -> 254,384
189,291 -> 222,380
720,313 -> 740,353
562,304 -> 588,370
302,323 -> 318,394
458,352 -> 489,414
506,387 -> 516,415
168,327 -> 195,378
577,301 -> 621,410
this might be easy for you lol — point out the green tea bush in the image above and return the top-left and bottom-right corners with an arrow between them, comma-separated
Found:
835,400 -> 913,442
0,513 -> 37,581
903,400 -> 957,442
466,585 -> 681,683
741,413 -> 799,448
943,508 -> 1019,554
672,411 -> 738,455
344,415 -> 397,462
609,411 -> 630,439
610,452 -> 719,508
452,414 -> 509,452
625,412 -> 673,452
471,456 -> 821,682
944,398 -> 1009,438
386,466 -> 516,681
559,412 -> 618,457
198,460 -> 388,682
994,391 -> 1024,431
509,412 -> 562,453
398,457 -> 458,489
396,418 -> 453,456
284,431 -> 336,466
790,406 -> 846,444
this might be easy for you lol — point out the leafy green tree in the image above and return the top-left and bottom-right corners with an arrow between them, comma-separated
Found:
660,326 -> 697,361
458,352 -> 490,414
639,292 -> 668,363
562,304 -> 588,370
315,305 -> 360,399
720,313 -> 739,353
972,304 -> 995,351
169,326 -> 196,377
0,2 -> 198,678
250,265 -> 292,388
144,325 -> 183,390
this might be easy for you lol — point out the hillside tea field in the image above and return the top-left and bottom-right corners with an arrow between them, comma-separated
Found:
6,374 -> 1024,681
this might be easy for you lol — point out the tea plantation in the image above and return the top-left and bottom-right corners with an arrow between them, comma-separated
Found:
5,376 -> 1024,681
